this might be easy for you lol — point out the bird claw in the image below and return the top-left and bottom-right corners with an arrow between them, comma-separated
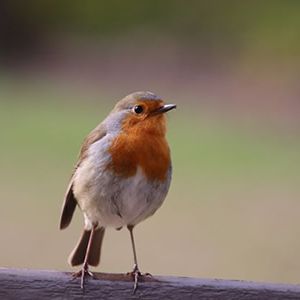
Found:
127,264 -> 143,294
72,264 -> 94,289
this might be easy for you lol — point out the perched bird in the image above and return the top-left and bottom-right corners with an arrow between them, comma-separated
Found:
59,91 -> 176,292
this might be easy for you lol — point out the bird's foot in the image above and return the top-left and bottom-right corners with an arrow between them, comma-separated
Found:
72,264 -> 94,289
127,264 -> 144,294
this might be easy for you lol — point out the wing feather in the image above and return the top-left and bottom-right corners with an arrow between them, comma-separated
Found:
59,123 -> 107,230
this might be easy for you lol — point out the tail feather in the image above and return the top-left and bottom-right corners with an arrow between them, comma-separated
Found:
68,227 -> 105,267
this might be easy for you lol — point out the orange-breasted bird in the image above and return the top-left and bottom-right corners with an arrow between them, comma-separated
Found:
59,91 -> 176,292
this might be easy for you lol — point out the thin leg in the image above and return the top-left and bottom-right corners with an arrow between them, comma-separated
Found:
73,224 -> 97,289
128,225 -> 138,267
127,225 -> 141,293
81,225 -> 96,288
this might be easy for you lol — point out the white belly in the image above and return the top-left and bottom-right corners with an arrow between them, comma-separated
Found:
73,136 -> 171,229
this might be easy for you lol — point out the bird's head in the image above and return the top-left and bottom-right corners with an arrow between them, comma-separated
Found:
109,91 -> 176,136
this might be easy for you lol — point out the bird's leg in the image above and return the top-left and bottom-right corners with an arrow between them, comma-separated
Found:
72,224 -> 97,289
127,225 -> 142,293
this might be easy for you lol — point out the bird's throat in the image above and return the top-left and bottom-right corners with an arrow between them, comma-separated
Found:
108,129 -> 171,181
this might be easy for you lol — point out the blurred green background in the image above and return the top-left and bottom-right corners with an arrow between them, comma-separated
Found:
1,1 -> 300,284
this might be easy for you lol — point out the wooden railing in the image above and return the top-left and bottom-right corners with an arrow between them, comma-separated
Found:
1,268 -> 300,299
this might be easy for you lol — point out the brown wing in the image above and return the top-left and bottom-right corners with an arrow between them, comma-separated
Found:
59,123 -> 107,230
59,181 -> 77,229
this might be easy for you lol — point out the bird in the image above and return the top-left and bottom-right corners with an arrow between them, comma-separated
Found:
59,91 -> 176,292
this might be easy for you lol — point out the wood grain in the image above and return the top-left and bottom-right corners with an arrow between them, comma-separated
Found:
0,268 -> 300,300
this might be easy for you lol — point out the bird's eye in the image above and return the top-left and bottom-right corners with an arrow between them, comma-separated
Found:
133,105 -> 144,114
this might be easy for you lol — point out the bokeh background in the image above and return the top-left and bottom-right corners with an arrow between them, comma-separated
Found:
1,1 -> 300,284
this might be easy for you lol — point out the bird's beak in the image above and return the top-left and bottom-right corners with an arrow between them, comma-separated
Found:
152,104 -> 177,115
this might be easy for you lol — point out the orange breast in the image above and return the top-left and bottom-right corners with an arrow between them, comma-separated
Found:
108,115 -> 171,181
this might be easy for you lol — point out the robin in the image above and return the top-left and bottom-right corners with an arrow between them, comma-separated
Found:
59,91 -> 176,292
